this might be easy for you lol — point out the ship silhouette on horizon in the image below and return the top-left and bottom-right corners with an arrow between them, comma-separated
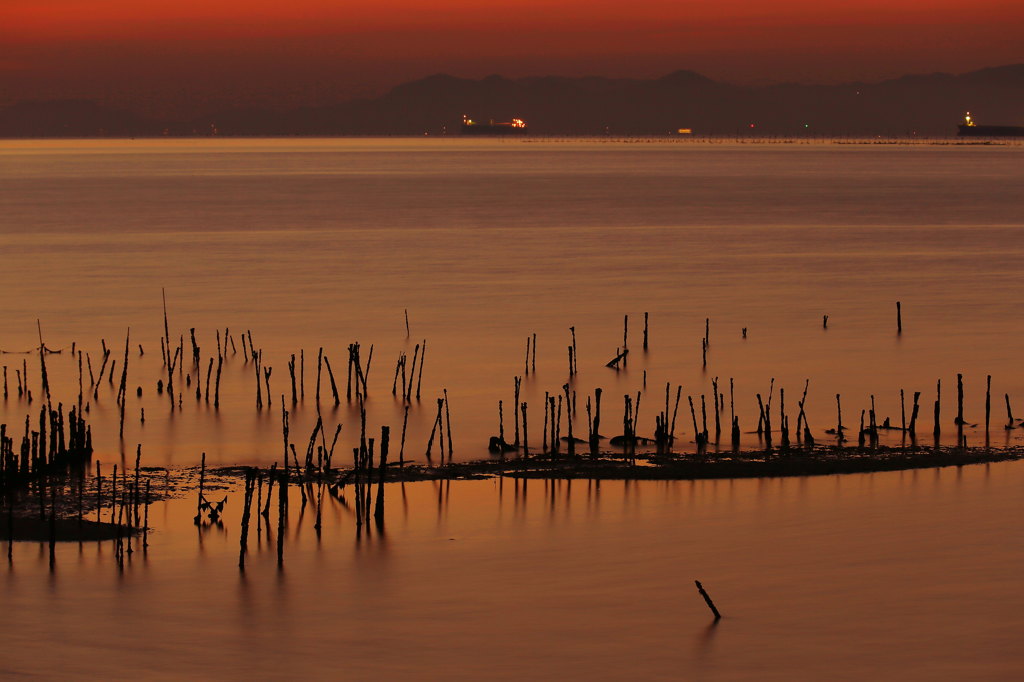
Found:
957,111 -> 1024,137
460,114 -> 529,135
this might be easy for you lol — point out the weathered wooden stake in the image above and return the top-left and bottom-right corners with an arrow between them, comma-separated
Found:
956,373 -> 964,425
985,375 -> 991,437
695,580 -> 722,620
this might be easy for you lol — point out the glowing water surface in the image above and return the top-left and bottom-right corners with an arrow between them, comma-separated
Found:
1,138 -> 1024,465
2,138 -> 1024,678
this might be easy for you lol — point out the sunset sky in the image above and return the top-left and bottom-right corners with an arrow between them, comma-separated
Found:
2,0 -> 1021,115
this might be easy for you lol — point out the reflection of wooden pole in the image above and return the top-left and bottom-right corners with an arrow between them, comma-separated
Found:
695,580 -> 721,620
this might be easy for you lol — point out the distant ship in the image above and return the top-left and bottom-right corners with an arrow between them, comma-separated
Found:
460,115 -> 529,135
958,112 -> 1024,137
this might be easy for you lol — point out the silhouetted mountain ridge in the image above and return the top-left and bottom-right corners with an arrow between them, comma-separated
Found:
2,65 -> 1022,137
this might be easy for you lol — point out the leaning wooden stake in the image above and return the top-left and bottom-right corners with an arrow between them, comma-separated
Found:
695,580 -> 722,620
239,468 -> 256,569
416,340 -> 426,400
444,389 -> 453,458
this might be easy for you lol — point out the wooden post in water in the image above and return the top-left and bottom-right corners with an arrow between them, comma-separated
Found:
399,404 -> 409,467
214,353 -> 223,408
909,391 -> 921,439
317,347 -> 325,403
406,344 -> 420,402
643,312 -> 648,350
513,376 -> 521,446
444,389 -> 453,459
239,469 -> 256,570
564,384 -> 575,456
570,326 -> 577,374
956,373 -> 964,425
985,375 -> 992,439
670,386 -> 681,447
695,580 -> 722,620
896,301 -> 902,334
416,340 -> 426,400
900,389 -> 906,435
712,377 -> 721,443
426,399 -> 443,461
498,400 -> 505,444
521,402 -> 529,456
324,356 -> 340,405
542,392 -> 549,454
933,380 -> 941,438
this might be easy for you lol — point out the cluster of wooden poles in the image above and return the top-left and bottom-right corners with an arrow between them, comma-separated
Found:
226,400 -> 395,569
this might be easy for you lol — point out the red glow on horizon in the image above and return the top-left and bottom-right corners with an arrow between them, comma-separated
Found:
1,0 -> 1021,114
4,0 -> 1019,43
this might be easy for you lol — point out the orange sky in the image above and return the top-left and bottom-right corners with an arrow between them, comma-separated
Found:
2,0 -> 1022,114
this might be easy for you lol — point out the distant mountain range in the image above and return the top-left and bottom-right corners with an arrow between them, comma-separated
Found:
2,65 -> 1023,137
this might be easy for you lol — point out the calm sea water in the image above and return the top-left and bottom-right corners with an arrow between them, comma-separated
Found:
4,466 -> 1024,679
2,138 -> 1024,678
2,138 -> 1024,464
